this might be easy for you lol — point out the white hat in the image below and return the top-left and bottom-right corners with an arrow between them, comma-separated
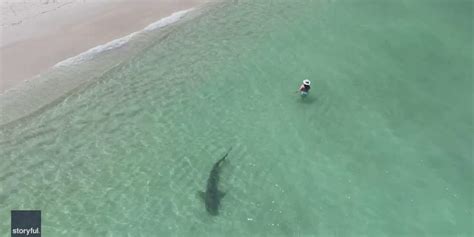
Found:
303,79 -> 311,86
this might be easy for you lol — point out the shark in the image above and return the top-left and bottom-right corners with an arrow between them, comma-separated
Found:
199,147 -> 232,216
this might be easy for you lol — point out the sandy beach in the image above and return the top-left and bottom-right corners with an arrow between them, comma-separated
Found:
0,0 -> 207,93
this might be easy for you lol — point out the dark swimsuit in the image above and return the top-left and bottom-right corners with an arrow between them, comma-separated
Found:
301,85 -> 311,92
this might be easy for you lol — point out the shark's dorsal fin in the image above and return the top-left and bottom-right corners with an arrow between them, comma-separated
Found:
197,191 -> 206,200
218,191 -> 226,199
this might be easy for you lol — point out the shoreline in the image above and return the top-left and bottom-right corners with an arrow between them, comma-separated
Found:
0,0 -> 208,93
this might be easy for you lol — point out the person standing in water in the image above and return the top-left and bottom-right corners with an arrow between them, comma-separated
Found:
298,79 -> 311,97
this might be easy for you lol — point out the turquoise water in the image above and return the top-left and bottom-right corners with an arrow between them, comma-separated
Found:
1,0 -> 473,236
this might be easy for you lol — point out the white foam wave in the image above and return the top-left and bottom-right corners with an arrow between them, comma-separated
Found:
54,8 -> 193,67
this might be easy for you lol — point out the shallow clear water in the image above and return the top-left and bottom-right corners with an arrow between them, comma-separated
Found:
1,0 -> 472,236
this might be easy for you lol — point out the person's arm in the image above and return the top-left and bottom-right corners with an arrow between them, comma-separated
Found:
296,84 -> 304,93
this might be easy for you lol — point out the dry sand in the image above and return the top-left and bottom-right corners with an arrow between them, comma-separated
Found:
0,0 -> 207,93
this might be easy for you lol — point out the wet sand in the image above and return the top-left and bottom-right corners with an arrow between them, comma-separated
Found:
0,0 -> 207,93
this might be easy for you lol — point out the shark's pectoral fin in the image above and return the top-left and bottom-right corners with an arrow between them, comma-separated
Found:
218,191 -> 226,199
197,191 -> 206,200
